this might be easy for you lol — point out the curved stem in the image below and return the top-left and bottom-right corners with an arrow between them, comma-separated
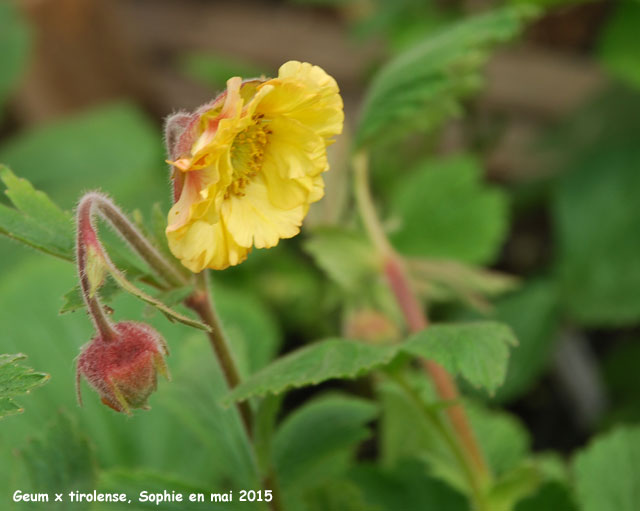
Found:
76,197 -> 117,341
352,152 -> 490,485
83,192 -> 188,288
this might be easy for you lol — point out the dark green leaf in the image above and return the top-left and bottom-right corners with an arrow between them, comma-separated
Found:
274,394 -> 378,489
515,482 -> 577,511
598,1 -> 640,89
350,460 -> 468,511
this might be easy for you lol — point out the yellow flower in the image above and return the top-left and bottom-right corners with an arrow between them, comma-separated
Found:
165,61 -> 344,272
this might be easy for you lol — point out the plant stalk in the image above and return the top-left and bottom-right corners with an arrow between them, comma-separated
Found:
352,151 -> 490,485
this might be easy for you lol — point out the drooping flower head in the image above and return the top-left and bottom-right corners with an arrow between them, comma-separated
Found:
165,61 -> 344,272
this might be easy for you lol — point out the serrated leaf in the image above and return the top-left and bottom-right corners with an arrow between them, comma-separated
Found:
303,227 -> 379,291
355,5 -> 536,146
59,276 -> 122,314
225,339 -> 397,403
390,155 -> 509,265
0,1 -> 30,113
0,166 -> 75,260
274,394 -> 378,490
0,353 -> 49,419
402,321 -> 517,395
573,425 -> 640,511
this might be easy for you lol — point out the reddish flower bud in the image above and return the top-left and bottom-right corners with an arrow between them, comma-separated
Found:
76,321 -> 170,414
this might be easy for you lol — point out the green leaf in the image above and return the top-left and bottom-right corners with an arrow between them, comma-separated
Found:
598,1 -> 640,89
349,460 -> 468,511
225,339 -> 397,403
390,155 -> 509,265
298,479 -> 374,511
463,281 -> 559,402
552,92 -> 640,326
274,394 -> 378,490
59,276 -> 121,314
515,482 -> 577,511
402,321 -> 517,395
0,1 -> 30,113
0,102 -> 164,211
303,227 -> 379,292
0,354 -> 49,419
0,166 -> 75,260
573,425 -> 640,511
467,403 -> 530,477
487,462 -> 540,511
18,412 -> 97,497
355,5 -> 536,146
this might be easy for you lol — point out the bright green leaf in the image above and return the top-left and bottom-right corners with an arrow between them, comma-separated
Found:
355,5 -> 537,146
303,227 -> 379,291
225,339 -> 397,403
573,426 -> 640,511
390,155 -> 509,265
0,165 -> 75,260
402,321 -> 517,395
0,353 -> 49,420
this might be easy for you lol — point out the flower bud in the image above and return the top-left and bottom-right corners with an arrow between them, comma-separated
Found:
343,308 -> 400,344
76,321 -> 170,414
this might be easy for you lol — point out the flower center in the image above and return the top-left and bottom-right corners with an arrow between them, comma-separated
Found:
227,113 -> 272,198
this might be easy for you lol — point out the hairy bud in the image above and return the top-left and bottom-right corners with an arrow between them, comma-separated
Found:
76,321 -> 169,414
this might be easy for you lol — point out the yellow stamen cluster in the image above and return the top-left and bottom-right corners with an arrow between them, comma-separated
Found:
227,113 -> 271,198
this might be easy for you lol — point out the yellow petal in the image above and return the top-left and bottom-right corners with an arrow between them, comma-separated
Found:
222,174 -> 305,249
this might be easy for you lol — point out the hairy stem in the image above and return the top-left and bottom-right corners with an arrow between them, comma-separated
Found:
76,196 -> 118,341
81,192 -> 188,288
353,151 -> 490,487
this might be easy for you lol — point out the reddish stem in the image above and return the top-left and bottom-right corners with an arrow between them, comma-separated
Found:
76,197 -> 117,341
384,257 -> 489,478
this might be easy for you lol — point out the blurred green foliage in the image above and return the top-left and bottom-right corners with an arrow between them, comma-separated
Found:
1,0 -> 640,510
